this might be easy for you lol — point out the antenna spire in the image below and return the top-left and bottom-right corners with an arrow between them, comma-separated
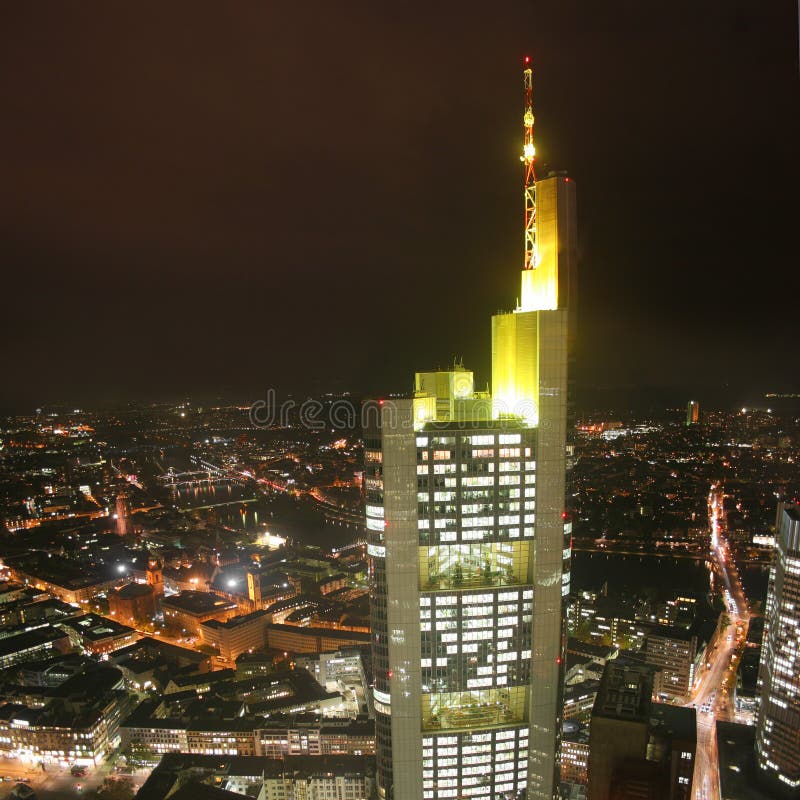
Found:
522,56 -> 537,271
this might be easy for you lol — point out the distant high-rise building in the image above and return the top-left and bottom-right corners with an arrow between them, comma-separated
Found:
686,400 -> 699,426
755,502 -> 800,795
115,489 -> 131,536
366,60 -> 574,800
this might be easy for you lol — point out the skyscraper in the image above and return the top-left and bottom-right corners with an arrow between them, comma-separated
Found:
755,502 -> 800,795
366,60 -> 574,800
686,400 -> 699,426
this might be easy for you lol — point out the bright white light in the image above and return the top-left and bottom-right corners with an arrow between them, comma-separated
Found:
117,565 -> 126,573
227,579 -> 237,587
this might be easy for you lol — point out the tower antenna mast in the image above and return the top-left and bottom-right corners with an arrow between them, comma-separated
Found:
522,55 -> 537,271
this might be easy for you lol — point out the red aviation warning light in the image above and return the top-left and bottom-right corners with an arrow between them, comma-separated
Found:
521,56 -> 537,271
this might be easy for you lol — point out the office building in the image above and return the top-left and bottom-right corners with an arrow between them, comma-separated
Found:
561,721 -> 590,787
366,61 -> 574,800
199,610 -> 269,661
686,401 -> 699,426
0,665 -> 134,765
643,625 -> 698,701
587,661 -> 695,800
755,502 -> 800,795
161,591 -> 238,636
0,625 -> 72,670
266,622 -> 370,654
59,613 -> 139,655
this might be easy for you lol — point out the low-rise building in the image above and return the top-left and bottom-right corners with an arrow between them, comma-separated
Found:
5,557 -> 116,604
259,755 -> 373,800
135,753 -> 374,800
266,623 -> 369,654
0,625 -> 72,670
121,670 -> 369,761
0,666 -> 135,765
199,610 -> 268,661
108,583 -> 156,625
58,613 -> 139,656
161,591 -> 238,636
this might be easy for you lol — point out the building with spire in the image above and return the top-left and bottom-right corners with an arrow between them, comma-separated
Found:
366,59 -> 575,800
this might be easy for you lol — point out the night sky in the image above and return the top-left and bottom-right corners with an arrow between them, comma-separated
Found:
1,2 -> 798,410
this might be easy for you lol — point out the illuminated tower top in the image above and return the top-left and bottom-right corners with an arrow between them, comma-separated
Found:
519,56 -> 566,313
522,55 -> 537,274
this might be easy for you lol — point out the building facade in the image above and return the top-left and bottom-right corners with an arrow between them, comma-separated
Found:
199,610 -> 269,661
366,153 -> 574,800
644,626 -> 698,701
755,502 -> 800,795
161,591 -> 238,636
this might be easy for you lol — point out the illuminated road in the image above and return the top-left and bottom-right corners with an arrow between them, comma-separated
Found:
687,486 -> 750,800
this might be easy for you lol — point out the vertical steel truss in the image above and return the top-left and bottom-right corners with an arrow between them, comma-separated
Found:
522,60 -> 537,271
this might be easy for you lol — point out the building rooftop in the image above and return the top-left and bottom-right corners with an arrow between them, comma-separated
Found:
266,622 -> 370,644
716,721 -> 773,800
643,623 -> 696,643
138,753 -> 373,800
168,784 -> 242,800
0,625 -> 68,658
58,613 -> 136,642
592,660 -> 656,723
110,582 -> 154,600
648,702 -> 696,743
200,610 -> 268,631
162,591 -> 237,616
110,635 -> 210,666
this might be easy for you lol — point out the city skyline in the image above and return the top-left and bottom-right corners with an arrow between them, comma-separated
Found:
1,7 -> 800,800
1,2 -> 799,409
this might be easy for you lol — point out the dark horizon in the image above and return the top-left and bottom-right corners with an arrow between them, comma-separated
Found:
1,2 -> 798,410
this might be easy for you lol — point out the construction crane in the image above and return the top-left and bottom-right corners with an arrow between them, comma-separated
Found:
522,55 -> 537,272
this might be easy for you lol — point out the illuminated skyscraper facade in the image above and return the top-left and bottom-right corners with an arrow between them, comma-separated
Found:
755,502 -> 800,795
366,60 -> 576,800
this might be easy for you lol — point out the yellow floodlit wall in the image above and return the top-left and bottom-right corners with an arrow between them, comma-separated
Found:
491,310 -> 539,425
519,266 -> 557,312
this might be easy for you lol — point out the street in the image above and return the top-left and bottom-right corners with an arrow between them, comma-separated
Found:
0,757 -> 146,800
685,485 -> 750,800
